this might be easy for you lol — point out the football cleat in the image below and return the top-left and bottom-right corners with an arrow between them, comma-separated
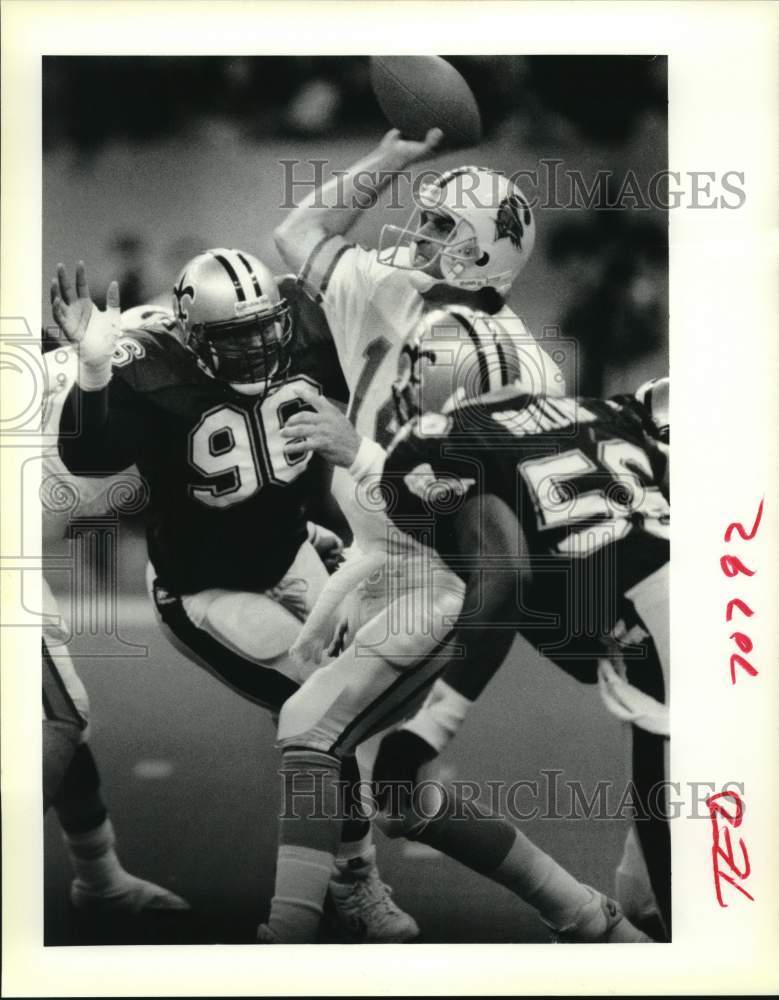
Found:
70,875 -> 190,915
542,886 -> 653,943
328,849 -> 420,943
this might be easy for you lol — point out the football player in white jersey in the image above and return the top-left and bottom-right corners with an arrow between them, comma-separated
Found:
256,132 -> 654,943
41,331 -> 190,914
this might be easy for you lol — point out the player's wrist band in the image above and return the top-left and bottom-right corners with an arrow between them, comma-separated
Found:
347,437 -> 387,484
77,358 -> 113,392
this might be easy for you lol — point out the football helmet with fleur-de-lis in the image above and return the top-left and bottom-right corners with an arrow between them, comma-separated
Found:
392,305 -> 533,427
378,166 -> 535,297
172,248 -> 292,394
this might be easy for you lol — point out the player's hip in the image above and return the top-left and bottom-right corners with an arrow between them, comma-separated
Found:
147,520 -> 310,595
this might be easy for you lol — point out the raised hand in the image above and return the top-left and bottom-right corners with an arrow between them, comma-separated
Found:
50,262 -> 120,387
378,127 -> 444,166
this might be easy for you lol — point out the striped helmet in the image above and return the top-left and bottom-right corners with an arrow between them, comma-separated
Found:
392,306 -> 533,426
172,248 -> 292,392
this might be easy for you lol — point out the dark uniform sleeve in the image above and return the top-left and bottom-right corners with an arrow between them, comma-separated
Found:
278,275 -> 348,406
382,416 -> 490,569
58,375 -> 151,476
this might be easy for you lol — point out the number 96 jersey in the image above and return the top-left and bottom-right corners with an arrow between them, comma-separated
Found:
60,310 -> 346,596
380,390 -> 670,672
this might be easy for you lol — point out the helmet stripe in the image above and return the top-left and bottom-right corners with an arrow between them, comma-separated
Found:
456,312 -> 491,391
211,252 -> 247,302
236,251 -> 263,297
494,337 -> 511,387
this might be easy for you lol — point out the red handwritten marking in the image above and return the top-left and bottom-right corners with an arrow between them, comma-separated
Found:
722,499 -> 763,683
725,597 -> 753,622
724,499 -> 764,543
706,791 -> 754,907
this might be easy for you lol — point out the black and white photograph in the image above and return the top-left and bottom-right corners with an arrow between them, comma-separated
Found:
2,2 -> 777,996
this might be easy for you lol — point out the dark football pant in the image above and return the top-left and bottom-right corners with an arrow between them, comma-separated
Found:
149,571 -> 372,844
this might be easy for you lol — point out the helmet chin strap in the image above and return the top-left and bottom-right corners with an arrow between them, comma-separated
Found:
407,269 -> 445,293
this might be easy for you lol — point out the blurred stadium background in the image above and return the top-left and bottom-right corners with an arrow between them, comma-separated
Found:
43,55 -> 669,944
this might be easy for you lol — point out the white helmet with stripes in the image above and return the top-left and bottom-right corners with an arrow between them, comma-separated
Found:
172,248 -> 292,393
378,166 -> 535,297
392,306 -> 534,426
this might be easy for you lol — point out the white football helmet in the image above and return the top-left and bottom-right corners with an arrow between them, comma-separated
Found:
378,166 -> 535,296
392,306 -> 534,426
172,248 -> 292,394
634,376 -> 669,443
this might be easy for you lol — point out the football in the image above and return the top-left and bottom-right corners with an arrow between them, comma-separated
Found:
370,56 -> 482,149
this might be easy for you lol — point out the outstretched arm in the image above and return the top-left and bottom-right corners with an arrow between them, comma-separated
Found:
53,262 -> 145,475
273,128 -> 442,273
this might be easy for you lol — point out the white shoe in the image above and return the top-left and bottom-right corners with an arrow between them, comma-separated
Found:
70,874 -> 190,915
543,887 -> 652,943
328,849 -> 419,943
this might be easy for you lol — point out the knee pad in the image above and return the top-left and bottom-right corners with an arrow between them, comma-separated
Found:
276,663 -> 352,747
351,582 -> 463,670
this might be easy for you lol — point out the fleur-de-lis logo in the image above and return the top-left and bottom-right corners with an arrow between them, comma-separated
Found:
173,275 -> 195,323
494,193 -> 532,250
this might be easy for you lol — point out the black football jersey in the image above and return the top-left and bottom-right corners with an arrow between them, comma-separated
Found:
381,390 -> 669,672
60,287 -> 348,595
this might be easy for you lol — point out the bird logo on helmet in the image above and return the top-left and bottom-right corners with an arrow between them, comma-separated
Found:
391,305 -> 535,429
494,192 -> 533,250
378,166 -> 535,297
171,249 -> 292,395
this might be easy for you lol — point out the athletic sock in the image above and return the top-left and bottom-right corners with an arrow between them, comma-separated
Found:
62,817 -> 129,896
267,749 -> 343,943
412,783 -> 594,929
335,832 -> 373,867
488,828 -> 594,928
53,744 -> 107,834
337,754 -> 373,863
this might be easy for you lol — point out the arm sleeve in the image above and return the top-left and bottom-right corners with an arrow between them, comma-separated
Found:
296,235 -> 384,352
58,377 -> 148,476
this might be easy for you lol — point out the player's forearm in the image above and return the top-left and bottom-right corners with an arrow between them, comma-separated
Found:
58,386 -> 136,475
274,143 -> 413,270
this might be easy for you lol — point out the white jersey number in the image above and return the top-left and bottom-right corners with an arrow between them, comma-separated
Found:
519,439 -> 669,556
188,377 -> 320,508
